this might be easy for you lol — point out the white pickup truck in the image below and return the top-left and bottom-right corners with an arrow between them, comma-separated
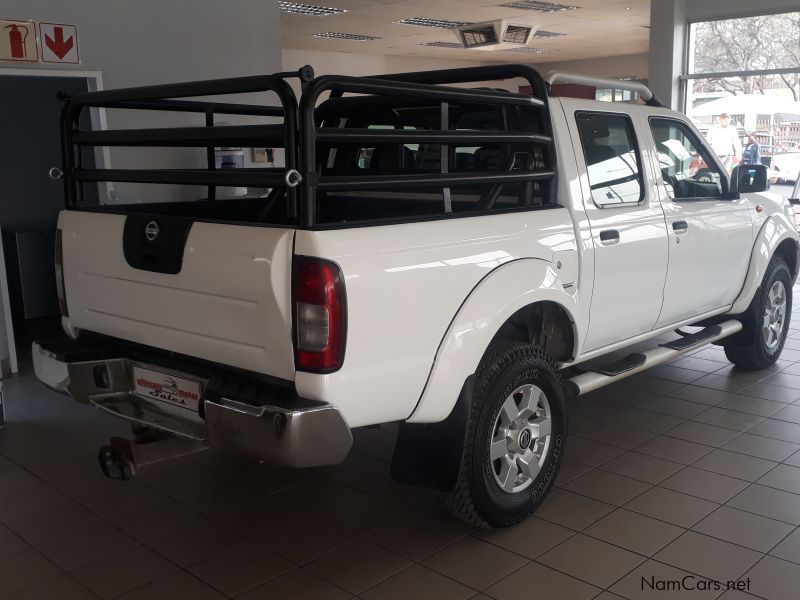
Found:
34,65 -> 799,528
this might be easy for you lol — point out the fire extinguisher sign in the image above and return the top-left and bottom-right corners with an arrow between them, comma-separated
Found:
0,19 -> 37,62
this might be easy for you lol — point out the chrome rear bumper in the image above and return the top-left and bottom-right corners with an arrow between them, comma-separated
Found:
32,341 -> 352,468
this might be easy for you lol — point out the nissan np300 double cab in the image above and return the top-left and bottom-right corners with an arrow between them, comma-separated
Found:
34,64 -> 799,527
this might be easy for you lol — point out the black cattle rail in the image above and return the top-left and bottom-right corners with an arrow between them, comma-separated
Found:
59,63 -> 557,228
298,63 -> 556,227
59,67 -> 312,207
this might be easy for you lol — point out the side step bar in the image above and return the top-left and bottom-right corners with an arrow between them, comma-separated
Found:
590,353 -> 646,376
567,320 -> 742,397
661,325 -> 722,351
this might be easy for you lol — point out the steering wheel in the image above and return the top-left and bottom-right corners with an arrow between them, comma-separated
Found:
693,168 -> 716,184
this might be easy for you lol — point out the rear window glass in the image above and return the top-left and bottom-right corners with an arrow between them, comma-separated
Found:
576,112 -> 644,207
315,102 -> 551,225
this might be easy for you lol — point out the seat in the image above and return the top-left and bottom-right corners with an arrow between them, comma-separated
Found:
370,146 -> 401,171
416,144 -> 441,171
369,145 -> 415,171
454,152 -> 476,172
474,147 -> 506,171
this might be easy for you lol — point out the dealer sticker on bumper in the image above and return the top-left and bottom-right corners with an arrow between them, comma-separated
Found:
132,365 -> 203,412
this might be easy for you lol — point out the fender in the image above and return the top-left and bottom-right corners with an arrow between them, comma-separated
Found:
407,257 -> 580,423
729,213 -> 800,315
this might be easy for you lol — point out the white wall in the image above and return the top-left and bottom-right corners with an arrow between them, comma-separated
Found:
3,0 -> 284,202
283,48 -> 487,78
5,0 -> 282,86
648,0 -> 687,109
285,48 -> 649,79
284,48 -> 650,97
282,48 -> 504,94
536,53 -> 649,80
285,48 -> 570,96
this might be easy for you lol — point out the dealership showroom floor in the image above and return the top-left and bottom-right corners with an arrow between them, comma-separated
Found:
3,292 -> 800,600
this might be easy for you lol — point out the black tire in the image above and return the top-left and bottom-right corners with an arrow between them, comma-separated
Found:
725,256 -> 792,370
446,342 -> 567,528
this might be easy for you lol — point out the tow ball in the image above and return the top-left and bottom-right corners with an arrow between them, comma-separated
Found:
98,427 -> 207,480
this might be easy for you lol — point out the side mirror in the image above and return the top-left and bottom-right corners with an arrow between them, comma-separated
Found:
730,164 -> 769,194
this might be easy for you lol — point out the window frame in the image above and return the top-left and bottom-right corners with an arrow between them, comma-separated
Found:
574,110 -> 646,209
648,115 -> 732,202
682,11 -> 800,115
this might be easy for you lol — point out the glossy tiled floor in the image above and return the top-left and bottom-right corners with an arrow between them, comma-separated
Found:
4,292 -> 800,599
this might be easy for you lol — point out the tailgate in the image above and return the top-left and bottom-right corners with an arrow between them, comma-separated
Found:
59,210 -> 296,380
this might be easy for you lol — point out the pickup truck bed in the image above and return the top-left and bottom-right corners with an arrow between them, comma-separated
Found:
47,63 -> 560,423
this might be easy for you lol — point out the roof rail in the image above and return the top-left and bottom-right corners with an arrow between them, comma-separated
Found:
545,71 -> 664,107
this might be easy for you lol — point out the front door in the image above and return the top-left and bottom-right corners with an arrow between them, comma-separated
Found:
647,117 -> 754,327
563,102 -> 670,351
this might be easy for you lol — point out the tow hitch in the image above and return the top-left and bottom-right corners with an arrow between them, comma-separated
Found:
98,427 -> 207,480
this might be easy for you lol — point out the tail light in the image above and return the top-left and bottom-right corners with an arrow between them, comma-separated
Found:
55,229 -> 68,316
293,256 -> 346,373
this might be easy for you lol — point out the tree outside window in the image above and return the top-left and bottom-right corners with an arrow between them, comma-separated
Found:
686,12 -> 800,168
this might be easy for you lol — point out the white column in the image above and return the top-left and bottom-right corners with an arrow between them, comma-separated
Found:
648,0 -> 689,111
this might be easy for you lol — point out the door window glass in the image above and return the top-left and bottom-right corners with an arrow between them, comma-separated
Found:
576,112 -> 644,207
649,118 -> 725,200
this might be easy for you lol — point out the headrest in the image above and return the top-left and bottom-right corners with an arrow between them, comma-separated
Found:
371,146 -> 400,170
587,125 -> 610,139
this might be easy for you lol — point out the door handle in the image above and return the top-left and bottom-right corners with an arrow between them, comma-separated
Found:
599,229 -> 620,244
672,220 -> 689,233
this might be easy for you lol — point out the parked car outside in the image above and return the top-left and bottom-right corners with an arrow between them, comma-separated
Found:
773,152 -> 800,183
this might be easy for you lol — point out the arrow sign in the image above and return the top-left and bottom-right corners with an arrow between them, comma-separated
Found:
40,22 -> 79,63
44,26 -> 73,59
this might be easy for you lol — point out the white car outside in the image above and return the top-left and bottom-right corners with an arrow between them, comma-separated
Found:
773,152 -> 800,183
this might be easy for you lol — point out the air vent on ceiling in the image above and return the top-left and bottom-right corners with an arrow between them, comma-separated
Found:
463,25 -> 499,47
312,32 -> 381,40
453,19 -> 538,51
395,17 -> 468,28
499,1 -> 579,12
503,25 -> 533,44
533,30 -> 566,38
278,2 -> 346,16
422,41 -> 465,48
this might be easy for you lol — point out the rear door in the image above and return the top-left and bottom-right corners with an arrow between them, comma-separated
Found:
646,117 -> 754,327
59,210 -> 296,379
562,100 -> 669,351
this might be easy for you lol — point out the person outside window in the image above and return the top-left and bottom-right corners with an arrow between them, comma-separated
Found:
742,132 -> 762,165
706,113 -> 742,170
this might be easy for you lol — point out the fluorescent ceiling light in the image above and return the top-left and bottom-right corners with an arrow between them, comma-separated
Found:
395,18 -> 468,28
312,32 -> 381,40
533,30 -> 566,38
499,1 -> 579,12
505,46 -> 548,52
421,41 -> 464,48
278,2 -> 346,17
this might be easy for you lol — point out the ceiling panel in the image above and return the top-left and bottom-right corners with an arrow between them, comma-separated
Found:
281,0 -> 650,63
